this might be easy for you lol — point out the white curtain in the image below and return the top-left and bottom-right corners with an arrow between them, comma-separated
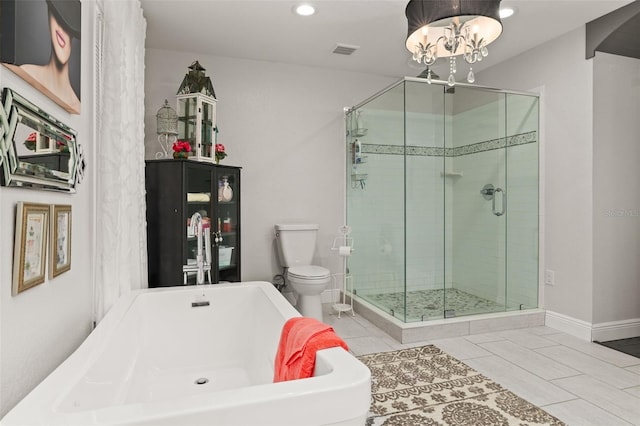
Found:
94,0 -> 148,322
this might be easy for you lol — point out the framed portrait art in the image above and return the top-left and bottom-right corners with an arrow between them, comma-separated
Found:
0,0 -> 82,114
12,202 -> 49,295
50,204 -> 71,278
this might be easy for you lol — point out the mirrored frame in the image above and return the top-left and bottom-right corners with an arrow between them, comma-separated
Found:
0,88 -> 84,192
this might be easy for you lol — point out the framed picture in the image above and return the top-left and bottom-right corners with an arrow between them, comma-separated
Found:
12,202 -> 49,295
0,0 -> 82,114
50,204 -> 71,278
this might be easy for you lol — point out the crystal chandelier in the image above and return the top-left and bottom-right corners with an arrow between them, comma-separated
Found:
405,0 -> 503,86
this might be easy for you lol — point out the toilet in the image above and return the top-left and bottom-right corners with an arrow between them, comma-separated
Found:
274,223 -> 331,321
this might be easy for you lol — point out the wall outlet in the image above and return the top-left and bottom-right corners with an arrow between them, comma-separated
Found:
544,269 -> 555,286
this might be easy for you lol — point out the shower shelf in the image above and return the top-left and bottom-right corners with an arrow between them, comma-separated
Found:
351,173 -> 368,181
350,128 -> 368,137
441,171 -> 463,178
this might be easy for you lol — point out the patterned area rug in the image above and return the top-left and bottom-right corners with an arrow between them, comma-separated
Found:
357,345 -> 565,426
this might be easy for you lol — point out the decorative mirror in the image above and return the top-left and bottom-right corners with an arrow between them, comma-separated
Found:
0,88 -> 85,192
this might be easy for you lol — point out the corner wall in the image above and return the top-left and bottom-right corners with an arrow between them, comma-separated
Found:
592,52 -> 640,335
0,1 -> 95,417
144,49 -> 396,283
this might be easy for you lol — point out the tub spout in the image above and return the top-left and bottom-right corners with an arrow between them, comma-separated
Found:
187,212 -> 211,285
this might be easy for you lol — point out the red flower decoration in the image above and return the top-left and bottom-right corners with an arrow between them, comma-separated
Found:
172,140 -> 192,153
214,143 -> 227,162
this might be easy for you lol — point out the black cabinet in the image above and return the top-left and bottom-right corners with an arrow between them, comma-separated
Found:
145,159 -> 241,287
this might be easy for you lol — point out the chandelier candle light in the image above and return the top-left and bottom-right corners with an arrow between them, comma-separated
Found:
405,0 -> 503,86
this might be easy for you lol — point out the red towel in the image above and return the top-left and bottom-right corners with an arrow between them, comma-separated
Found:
273,317 -> 348,382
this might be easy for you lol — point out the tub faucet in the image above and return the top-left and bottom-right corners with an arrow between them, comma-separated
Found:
188,212 -> 211,285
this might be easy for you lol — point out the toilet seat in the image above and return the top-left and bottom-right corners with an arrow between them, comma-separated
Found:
288,265 -> 330,281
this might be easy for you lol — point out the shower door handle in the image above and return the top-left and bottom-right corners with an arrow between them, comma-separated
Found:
492,188 -> 506,216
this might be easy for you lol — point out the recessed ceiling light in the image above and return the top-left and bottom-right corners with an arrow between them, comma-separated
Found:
294,4 -> 315,16
499,7 -> 515,19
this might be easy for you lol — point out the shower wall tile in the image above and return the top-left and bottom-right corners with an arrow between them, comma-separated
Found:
359,109 -> 404,146
507,94 -> 539,137
360,131 -> 536,158
449,99 -> 506,148
451,149 -> 506,304
407,111 -> 445,148
406,154 -> 446,291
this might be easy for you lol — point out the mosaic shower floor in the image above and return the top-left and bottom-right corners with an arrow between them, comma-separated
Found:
363,288 -> 505,321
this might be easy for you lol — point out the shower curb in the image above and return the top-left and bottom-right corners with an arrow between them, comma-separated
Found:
350,294 -> 545,344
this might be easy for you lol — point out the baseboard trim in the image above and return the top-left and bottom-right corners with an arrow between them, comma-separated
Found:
592,318 -> 640,342
545,311 -> 640,342
545,310 -> 592,341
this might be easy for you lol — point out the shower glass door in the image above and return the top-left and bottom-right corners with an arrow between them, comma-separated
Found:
445,87 -> 507,317
404,80 -> 446,321
346,82 -> 407,320
506,93 -> 539,311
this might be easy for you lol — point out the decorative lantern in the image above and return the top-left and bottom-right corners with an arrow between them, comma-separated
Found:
176,60 -> 218,162
155,99 -> 178,159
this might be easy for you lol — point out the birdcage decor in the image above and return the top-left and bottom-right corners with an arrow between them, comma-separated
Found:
176,60 -> 217,162
155,99 -> 178,159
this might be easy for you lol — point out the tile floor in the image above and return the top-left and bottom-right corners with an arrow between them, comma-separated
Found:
322,305 -> 640,426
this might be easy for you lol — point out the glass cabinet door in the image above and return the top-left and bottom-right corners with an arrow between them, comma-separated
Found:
215,167 -> 240,282
184,163 -> 214,284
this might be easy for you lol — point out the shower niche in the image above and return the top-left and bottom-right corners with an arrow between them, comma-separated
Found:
346,78 -> 539,323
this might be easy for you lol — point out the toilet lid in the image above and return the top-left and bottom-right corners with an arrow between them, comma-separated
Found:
288,265 -> 330,279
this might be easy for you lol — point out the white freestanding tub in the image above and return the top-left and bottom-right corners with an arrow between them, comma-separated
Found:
1,282 -> 371,425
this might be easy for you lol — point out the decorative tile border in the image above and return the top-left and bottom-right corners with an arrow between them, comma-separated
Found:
508,131 -> 537,147
453,136 -> 505,156
359,131 -> 536,158
361,144 -> 405,155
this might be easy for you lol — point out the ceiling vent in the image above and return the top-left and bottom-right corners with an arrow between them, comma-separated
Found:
332,44 -> 360,55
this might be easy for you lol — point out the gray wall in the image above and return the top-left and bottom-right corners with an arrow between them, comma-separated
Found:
593,52 -> 640,326
0,2 -> 95,417
144,49 -> 396,283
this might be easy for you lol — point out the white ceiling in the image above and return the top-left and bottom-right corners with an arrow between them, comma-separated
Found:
140,0 -> 633,79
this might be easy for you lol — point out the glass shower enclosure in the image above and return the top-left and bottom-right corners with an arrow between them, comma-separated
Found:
346,78 -> 539,323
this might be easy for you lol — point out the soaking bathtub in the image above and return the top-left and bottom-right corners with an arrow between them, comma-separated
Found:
1,282 -> 371,425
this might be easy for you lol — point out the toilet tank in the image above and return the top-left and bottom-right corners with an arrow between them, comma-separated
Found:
274,224 -> 319,267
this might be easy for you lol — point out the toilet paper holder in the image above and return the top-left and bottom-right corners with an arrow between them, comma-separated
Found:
330,226 -> 355,318
330,226 -> 354,256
